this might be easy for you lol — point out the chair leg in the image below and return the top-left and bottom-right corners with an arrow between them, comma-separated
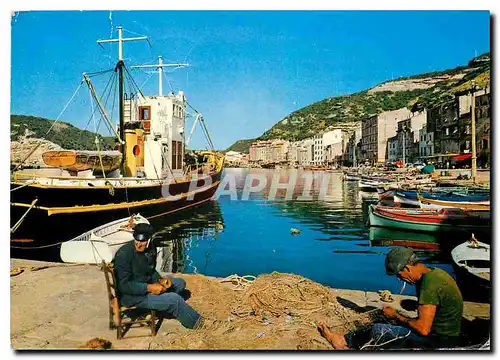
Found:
150,311 -> 157,336
117,325 -> 122,340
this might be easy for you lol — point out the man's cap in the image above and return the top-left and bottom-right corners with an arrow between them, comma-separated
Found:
133,223 -> 155,242
385,247 -> 415,275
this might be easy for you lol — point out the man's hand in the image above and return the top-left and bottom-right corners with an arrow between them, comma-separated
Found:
382,306 -> 398,320
158,277 -> 172,291
147,283 -> 165,295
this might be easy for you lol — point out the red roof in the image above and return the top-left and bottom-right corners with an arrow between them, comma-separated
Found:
452,154 -> 472,161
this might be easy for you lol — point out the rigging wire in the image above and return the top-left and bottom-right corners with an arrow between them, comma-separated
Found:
86,68 -> 115,78
82,70 -> 116,134
162,69 -> 175,94
138,71 -> 155,94
185,102 -> 215,151
13,81 -> 84,171
109,70 -> 118,131
123,65 -> 146,99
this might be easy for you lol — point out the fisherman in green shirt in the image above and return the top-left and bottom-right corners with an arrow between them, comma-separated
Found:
318,247 -> 463,349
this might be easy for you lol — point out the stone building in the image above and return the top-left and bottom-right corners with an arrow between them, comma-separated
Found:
360,108 -> 412,164
418,124 -> 434,159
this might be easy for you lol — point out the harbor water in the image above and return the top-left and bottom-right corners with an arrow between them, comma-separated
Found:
147,168 -> 482,297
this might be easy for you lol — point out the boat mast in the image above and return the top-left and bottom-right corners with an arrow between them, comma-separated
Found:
131,56 -> 189,96
97,26 -> 149,174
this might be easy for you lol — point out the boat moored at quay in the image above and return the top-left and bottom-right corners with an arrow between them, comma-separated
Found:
10,26 -> 224,260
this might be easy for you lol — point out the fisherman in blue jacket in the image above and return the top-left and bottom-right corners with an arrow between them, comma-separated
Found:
113,223 -> 203,329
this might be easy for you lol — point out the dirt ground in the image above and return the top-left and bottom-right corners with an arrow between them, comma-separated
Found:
10,259 -> 490,350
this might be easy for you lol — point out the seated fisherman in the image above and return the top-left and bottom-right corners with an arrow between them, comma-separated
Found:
318,247 -> 463,349
113,223 -> 203,329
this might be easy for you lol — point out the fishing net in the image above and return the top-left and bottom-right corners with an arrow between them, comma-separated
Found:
156,272 -> 380,350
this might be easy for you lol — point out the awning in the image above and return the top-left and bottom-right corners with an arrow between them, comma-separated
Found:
452,154 -> 472,161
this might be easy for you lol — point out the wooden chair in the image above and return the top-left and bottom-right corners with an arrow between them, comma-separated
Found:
102,260 -> 162,339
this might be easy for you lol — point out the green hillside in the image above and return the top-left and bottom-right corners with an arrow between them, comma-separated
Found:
227,53 -> 490,153
225,139 -> 255,153
11,114 -> 116,150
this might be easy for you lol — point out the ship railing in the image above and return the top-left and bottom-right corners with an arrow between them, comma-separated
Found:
12,173 -> 166,187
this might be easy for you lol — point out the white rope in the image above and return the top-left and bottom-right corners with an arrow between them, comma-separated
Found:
48,82 -> 84,134
10,198 -> 38,233
10,182 -> 33,192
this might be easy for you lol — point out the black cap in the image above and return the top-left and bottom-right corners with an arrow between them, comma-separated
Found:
133,223 -> 154,242
385,247 -> 415,276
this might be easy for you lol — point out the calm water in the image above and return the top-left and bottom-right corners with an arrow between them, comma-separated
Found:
150,168 -> 482,297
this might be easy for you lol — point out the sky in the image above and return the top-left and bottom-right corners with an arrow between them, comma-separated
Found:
10,10 -> 490,150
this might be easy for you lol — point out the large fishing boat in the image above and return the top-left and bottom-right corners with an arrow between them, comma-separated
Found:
11,26 -> 224,259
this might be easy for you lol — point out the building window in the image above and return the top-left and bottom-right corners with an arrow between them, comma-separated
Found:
139,106 -> 151,120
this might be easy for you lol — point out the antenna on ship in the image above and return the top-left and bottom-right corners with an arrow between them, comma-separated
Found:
131,56 -> 189,96
97,26 -> 149,174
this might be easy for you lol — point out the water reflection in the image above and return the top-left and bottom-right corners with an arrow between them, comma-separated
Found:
149,201 -> 224,274
143,168 -> 489,295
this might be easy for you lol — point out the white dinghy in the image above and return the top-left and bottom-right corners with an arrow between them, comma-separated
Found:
60,214 -> 149,264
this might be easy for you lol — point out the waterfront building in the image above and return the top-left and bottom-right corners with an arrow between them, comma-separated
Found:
395,110 -> 427,164
345,124 -> 362,166
455,86 -> 490,164
387,135 -> 398,163
312,135 -> 324,165
418,124 -> 434,159
360,108 -> 412,164
323,129 -> 346,166
225,151 -> 247,166
249,139 -> 289,164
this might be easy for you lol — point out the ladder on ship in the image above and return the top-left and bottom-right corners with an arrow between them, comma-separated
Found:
124,98 -> 132,122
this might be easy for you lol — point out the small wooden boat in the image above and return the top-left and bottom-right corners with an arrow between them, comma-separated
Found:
304,165 -> 329,171
376,187 -> 395,200
343,173 -> 360,181
394,191 -> 489,209
393,191 -> 421,207
418,194 -> 490,211
42,150 -> 122,173
60,214 -> 149,264
451,235 -> 490,301
359,180 -> 383,192
368,204 -> 491,233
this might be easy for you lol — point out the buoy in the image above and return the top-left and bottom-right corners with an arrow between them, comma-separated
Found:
290,228 -> 301,235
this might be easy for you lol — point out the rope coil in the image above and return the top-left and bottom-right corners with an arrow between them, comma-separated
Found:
220,274 -> 256,291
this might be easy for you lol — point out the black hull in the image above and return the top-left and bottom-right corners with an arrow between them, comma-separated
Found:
452,263 -> 491,303
11,171 -> 222,261
11,172 -> 221,207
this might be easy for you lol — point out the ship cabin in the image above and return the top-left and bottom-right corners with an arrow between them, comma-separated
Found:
123,90 -> 186,179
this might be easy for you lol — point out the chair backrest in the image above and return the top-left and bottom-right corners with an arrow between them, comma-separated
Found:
102,260 -> 122,328
102,260 -> 117,302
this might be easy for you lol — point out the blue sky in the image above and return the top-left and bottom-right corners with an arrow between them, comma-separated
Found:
11,10 -> 490,150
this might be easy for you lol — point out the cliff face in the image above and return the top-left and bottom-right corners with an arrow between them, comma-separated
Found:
11,137 -> 62,166
10,115 -> 115,166
227,53 -> 490,153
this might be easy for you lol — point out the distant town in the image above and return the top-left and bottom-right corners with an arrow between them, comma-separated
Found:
225,85 -> 490,170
